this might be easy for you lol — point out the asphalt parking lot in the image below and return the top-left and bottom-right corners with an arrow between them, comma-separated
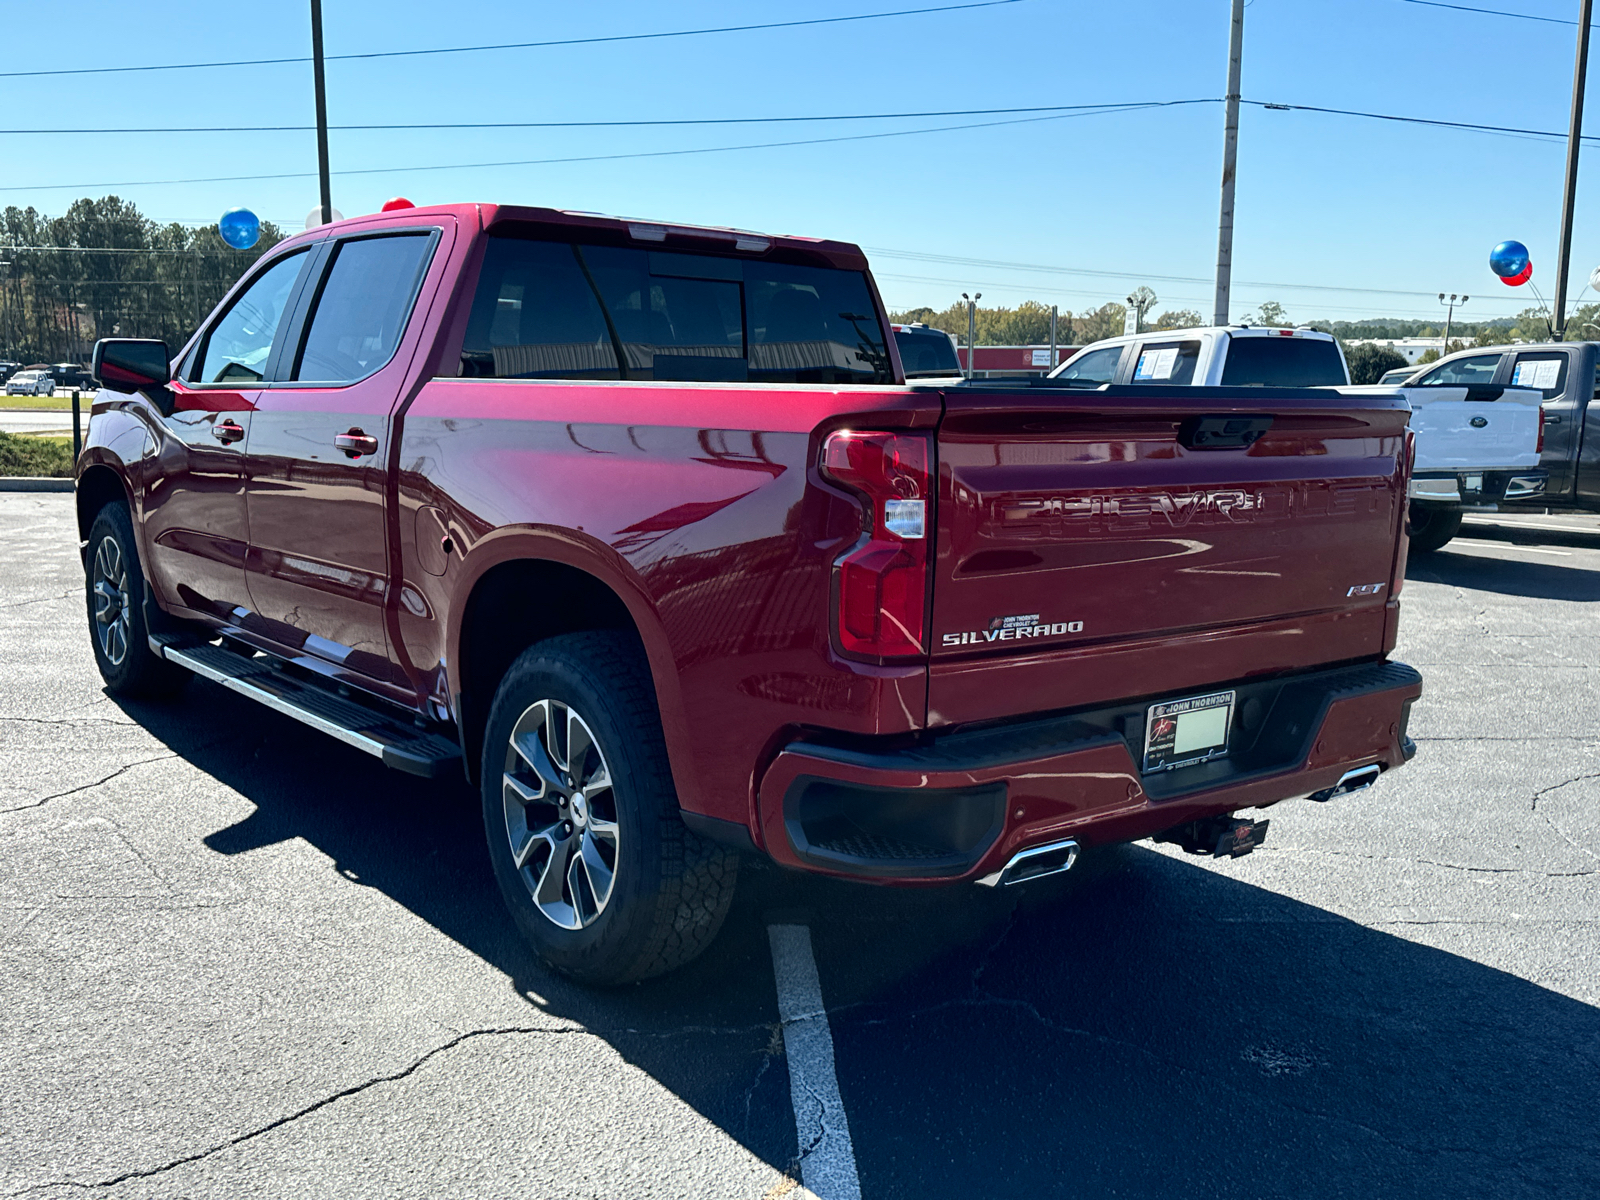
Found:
2,493 -> 1597,1199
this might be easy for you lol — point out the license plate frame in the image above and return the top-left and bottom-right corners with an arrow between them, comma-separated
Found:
1142,689 -> 1237,774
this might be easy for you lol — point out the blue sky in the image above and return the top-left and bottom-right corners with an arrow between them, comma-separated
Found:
3,0 -> 1597,326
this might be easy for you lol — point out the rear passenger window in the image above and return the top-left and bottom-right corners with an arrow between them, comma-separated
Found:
1130,340 -> 1200,384
457,235 -> 893,384
459,240 -> 619,379
293,234 -> 435,384
1509,352 -> 1567,399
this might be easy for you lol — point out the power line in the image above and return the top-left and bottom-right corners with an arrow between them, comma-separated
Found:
0,1 -> 1032,80
869,247 -> 1479,298
0,102 -> 1165,136
1400,0 -> 1593,27
0,101 -> 1209,194
1247,98 -> 1600,144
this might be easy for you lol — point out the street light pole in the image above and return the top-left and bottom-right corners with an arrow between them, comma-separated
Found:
1212,0 -> 1246,327
1438,292 -> 1468,352
1554,0 -> 1593,341
310,0 -> 333,227
962,292 -> 981,379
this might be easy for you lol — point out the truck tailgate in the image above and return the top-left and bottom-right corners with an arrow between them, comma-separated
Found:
928,384 -> 1410,726
1397,384 -> 1542,472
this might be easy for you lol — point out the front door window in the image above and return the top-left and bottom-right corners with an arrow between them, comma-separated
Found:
192,250 -> 309,384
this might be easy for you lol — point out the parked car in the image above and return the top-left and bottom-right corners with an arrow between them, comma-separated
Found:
1056,326 -> 1546,554
79,203 -> 1422,985
891,322 -> 962,379
0,361 -> 21,383
4,369 -> 55,396
1377,366 -> 1418,386
48,362 -> 95,390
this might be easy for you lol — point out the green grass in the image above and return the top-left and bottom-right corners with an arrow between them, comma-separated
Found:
0,431 -> 74,477
0,394 -> 78,411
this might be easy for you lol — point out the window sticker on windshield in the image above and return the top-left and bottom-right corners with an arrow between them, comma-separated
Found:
1135,347 -> 1179,380
1513,359 -> 1561,390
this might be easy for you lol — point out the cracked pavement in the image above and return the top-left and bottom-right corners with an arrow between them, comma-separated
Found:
2,495 -> 1597,1198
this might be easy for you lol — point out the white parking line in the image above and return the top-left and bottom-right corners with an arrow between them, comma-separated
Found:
1453,538 -> 1572,556
768,924 -> 862,1200
1464,517 -> 1600,536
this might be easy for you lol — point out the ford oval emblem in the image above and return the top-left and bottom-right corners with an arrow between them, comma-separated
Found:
1470,416 -> 1489,428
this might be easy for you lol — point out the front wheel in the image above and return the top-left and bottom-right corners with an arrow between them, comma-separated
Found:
84,502 -> 188,698
480,631 -> 739,986
1406,503 -> 1462,554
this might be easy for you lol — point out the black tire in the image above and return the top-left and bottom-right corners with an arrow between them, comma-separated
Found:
480,631 -> 739,986
1407,503 -> 1463,554
84,502 -> 188,698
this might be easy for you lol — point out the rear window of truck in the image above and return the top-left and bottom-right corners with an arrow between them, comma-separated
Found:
895,327 -> 961,377
459,236 -> 893,384
1220,336 -> 1346,387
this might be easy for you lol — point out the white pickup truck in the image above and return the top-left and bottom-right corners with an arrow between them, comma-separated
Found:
1048,325 -> 1545,553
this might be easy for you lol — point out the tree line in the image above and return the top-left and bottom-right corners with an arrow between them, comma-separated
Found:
0,196 -> 286,365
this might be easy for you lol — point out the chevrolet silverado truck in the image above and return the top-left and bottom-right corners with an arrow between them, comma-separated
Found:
1054,325 -> 1544,554
77,204 -> 1422,984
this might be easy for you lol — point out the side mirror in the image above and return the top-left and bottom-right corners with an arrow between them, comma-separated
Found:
92,338 -> 171,391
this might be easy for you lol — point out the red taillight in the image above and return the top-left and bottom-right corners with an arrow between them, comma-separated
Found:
820,431 -> 931,659
1538,405 -> 1546,454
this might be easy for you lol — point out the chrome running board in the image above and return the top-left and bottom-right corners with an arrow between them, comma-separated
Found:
150,635 -> 461,778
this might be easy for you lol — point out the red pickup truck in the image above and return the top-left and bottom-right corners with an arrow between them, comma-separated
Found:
78,203 -> 1421,984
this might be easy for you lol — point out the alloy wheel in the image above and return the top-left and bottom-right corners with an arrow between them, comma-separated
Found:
92,535 -> 132,667
501,698 -> 620,930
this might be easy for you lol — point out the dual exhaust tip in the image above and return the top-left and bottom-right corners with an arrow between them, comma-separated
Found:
976,838 -> 1079,888
975,763 -> 1383,887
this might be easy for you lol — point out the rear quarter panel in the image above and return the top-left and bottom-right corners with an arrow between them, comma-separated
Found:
395,379 -> 940,828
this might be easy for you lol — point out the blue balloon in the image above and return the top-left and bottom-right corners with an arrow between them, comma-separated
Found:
218,207 -> 260,250
1489,240 -> 1530,279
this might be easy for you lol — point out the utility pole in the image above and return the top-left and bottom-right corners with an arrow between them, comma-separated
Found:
1049,304 -> 1058,371
1554,0 -> 1593,340
1438,293 -> 1468,352
311,0 -> 333,227
1212,0 -> 1245,327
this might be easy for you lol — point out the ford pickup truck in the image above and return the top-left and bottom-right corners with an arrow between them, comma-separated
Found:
77,203 -> 1422,984
1392,340 -> 1600,536
1054,326 -> 1545,554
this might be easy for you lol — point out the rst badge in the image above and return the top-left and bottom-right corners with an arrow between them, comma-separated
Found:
942,613 -> 1084,647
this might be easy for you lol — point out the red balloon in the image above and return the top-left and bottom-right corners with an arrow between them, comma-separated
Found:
1502,262 -> 1533,287
381,197 -> 416,212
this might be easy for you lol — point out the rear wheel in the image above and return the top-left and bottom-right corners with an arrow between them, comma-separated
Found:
480,631 -> 739,986
1407,503 -> 1462,554
85,502 -> 188,698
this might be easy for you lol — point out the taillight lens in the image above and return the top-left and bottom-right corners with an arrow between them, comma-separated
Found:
1538,406 -> 1546,454
820,431 -> 931,658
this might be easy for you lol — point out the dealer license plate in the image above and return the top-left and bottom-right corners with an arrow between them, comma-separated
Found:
1143,690 -> 1236,773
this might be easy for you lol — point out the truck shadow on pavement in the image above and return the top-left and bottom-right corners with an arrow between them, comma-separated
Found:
115,681 -> 1600,1198
1407,543 -> 1600,601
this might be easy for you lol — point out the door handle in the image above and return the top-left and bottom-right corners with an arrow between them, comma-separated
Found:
334,429 -> 379,458
1545,415 -> 1563,425
211,420 -> 245,444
